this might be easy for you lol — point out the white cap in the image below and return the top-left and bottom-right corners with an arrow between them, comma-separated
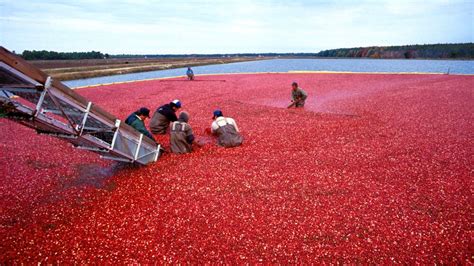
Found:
171,99 -> 182,108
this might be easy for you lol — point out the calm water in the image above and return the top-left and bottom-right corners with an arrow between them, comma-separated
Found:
65,58 -> 474,88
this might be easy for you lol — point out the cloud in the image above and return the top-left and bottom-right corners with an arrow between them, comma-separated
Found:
1,0 -> 472,53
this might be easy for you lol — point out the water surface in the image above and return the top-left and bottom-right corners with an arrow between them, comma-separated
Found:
65,58 -> 474,88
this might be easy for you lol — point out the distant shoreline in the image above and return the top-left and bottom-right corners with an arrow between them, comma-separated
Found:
278,56 -> 474,61
31,56 -> 473,82
31,57 -> 269,81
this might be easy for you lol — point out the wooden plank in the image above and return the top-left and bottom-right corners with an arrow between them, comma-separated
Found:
0,47 -> 49,86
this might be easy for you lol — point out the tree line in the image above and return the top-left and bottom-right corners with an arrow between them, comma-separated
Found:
19,43 -> 473,60
21,50 -> 109,60
112,52 -> 320,58
317,43 -> 474,59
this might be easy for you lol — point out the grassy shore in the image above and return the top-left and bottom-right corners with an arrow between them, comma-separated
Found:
30,57 -> 267,81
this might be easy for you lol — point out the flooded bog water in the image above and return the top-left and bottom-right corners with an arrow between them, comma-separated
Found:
65,58 -> 474,88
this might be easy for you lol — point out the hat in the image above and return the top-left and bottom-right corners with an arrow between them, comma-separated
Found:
138,107 -> 150,117
212,109 -> 223,119
178,111 -> 189,123
171,99 -> 182,108
292,81 -> 298,87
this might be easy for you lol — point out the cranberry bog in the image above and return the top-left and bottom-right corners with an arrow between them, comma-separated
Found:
0,73 -> 471,263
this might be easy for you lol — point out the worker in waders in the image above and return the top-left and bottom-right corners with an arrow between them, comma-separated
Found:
211,109 -> 243,147
170,111 -> 195,154
288,82 -> 308,108
186,67 -> 194,80
124,107 -> 156,142
149,99 -> 181,134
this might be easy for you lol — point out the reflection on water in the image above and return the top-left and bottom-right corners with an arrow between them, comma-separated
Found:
65,58 -> 474,88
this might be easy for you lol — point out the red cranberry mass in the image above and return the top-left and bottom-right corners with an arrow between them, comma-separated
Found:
0,73 -> 471,264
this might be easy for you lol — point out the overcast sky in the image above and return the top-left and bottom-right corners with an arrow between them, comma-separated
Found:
0,0 -> 472,54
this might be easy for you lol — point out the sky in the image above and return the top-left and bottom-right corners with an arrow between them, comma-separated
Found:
0,0 -> 472,54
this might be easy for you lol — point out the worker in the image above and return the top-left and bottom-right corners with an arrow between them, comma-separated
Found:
288,81 -> 308,108
170,111 -> 195,154
186,67 -> 194,80
211,109 -> 243,147
124,107 -> 155,141
149,99 -> 182,134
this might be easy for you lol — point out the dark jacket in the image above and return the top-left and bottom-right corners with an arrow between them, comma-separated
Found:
149,104 -> 178,134
157,104 -> 178,121
125,112 -> 155,141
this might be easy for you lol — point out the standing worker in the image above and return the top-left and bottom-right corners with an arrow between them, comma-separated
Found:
170,111 -> 195,154
149,99 -> 182,134
211,109 -> 243,147
124,107 -> 156,142
186,67 -> 194,80
288,82 -> 308,108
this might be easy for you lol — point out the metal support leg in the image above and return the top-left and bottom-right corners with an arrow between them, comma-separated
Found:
44,76 -> 52,89
154,144 -> 161,162
110,119 -> 121,149
78,101 -> 92,135
46,90 -> 79,134
34,89 -> 47,116
134,134 -> 143,161
35,76 -> 52,115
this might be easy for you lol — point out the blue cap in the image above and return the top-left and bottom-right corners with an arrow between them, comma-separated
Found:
171,99 -> 182,108
213,109 -> 223,118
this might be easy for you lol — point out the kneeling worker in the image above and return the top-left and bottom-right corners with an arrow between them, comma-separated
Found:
150,99 -> 182,134
211,109 -> 243,147
288,82 -> 308,108
186,67 -> 194,80
125,107 -> 155,142
170,111 -> 194,154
